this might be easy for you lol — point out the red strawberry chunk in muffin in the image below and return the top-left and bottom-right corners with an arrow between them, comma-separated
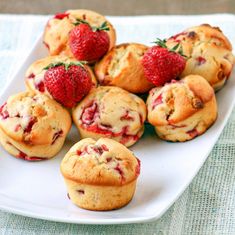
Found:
169,124 -> 187,129
77,144 -> 109,156
0,103 -> 9,119
85,124 -> 113,136
77,189 -> 85,195
24,117 -> 37,133
28,73 -> 35,79
106,157 -> 112,162
101,144 -> 109,151
14,124 -> 21,132
17,150 -> 44,161
17,151 -> 45,161
91,145 -> 108,155
187,128 -> 199,138
114,163 -> 125,181
54,12 -> 70,20
2,112 -> 9,119
99,123 -> 112,130
136,158 -> 141,176
169,32 -> 187,42
76,149 -> 82,156
80,108 -> 141,143
0,105 -> 9,120
51,130 -> 63,144
152,93 -> 163,110
43,41 -> 50,49
139,113 -> 144,124
120,131 -> 139,145
81,102 -> 99,125
35,81 -> 45,92
6,142 -> 45,161
120,111 -> 134,121
196,56 -> 206,65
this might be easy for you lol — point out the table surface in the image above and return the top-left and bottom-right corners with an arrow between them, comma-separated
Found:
0,13 -> 235,235
0,0 -> 235,15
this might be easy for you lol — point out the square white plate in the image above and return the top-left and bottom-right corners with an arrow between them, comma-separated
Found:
0,14 -> 235,224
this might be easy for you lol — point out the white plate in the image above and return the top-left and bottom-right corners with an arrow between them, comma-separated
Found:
0,15 -> 235,225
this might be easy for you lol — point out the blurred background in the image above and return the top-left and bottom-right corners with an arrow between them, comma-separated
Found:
0,0 -> 235,15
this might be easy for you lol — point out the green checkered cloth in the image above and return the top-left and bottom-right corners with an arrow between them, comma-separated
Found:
0,15 -> 234,235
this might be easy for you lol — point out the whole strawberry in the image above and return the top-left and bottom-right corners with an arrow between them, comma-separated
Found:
142,39 -> 186,86
69,20 -> 110,62
44,62 -> 92,108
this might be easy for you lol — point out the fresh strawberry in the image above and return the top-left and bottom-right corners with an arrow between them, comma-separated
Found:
44,62 -> 92,108
142,39 -> 186,86
69,20 -> 110,62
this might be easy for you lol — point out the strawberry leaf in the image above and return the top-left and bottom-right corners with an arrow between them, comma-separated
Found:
73,18 -> 89,26
178,45 -> 187,58
43,62 -> 65,70
153,38 -> 187,58
43,61 -> 87,71
170,43 -> 180,52
152,38 -> 167,48
66,61 -> 87,70
92,22 -> 110,32
73,18 -> 109,32
170,44 -> 187,58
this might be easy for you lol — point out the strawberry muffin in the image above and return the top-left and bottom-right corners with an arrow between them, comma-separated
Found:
72,86 -> 146,147
0,92 -> 71,160
61,138 -> 140,210
25,56 -> 96,108
147,75 -> 217,142
43,9 -> 116,62
166,24 -> 234,90
94,43 -> 154,93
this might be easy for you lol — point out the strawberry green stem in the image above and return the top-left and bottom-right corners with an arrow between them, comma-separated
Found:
73,19 -> 109,32
153,38 -> 167,48
73,18 -> 89,26
153,38 -> 187,58
93,22 -> 110,32
43,61 -> 87,71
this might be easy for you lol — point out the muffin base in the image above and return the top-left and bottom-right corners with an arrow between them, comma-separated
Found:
0,127 -> 66,160
154,100 -> 217,142
65,179 -> 137,211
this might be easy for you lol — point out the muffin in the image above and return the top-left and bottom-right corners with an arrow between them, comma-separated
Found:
166,24 -> 234,90
25,55 -> 97,96
61,138 -> 140,210
0,92 -> 71,160
94,43 -> 154,93
147,75 -> 217,142
72,86 -> 146,147
43,9 -> 116,61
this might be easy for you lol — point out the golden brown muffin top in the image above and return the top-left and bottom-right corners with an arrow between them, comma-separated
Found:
72,86 -> 146,136
147,75 -> 216,126
94,43 -> 154,93
0,92 -> 71,146
166,24 -> 234,91
61,138 -> 140,186
166,24 -> 232,56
